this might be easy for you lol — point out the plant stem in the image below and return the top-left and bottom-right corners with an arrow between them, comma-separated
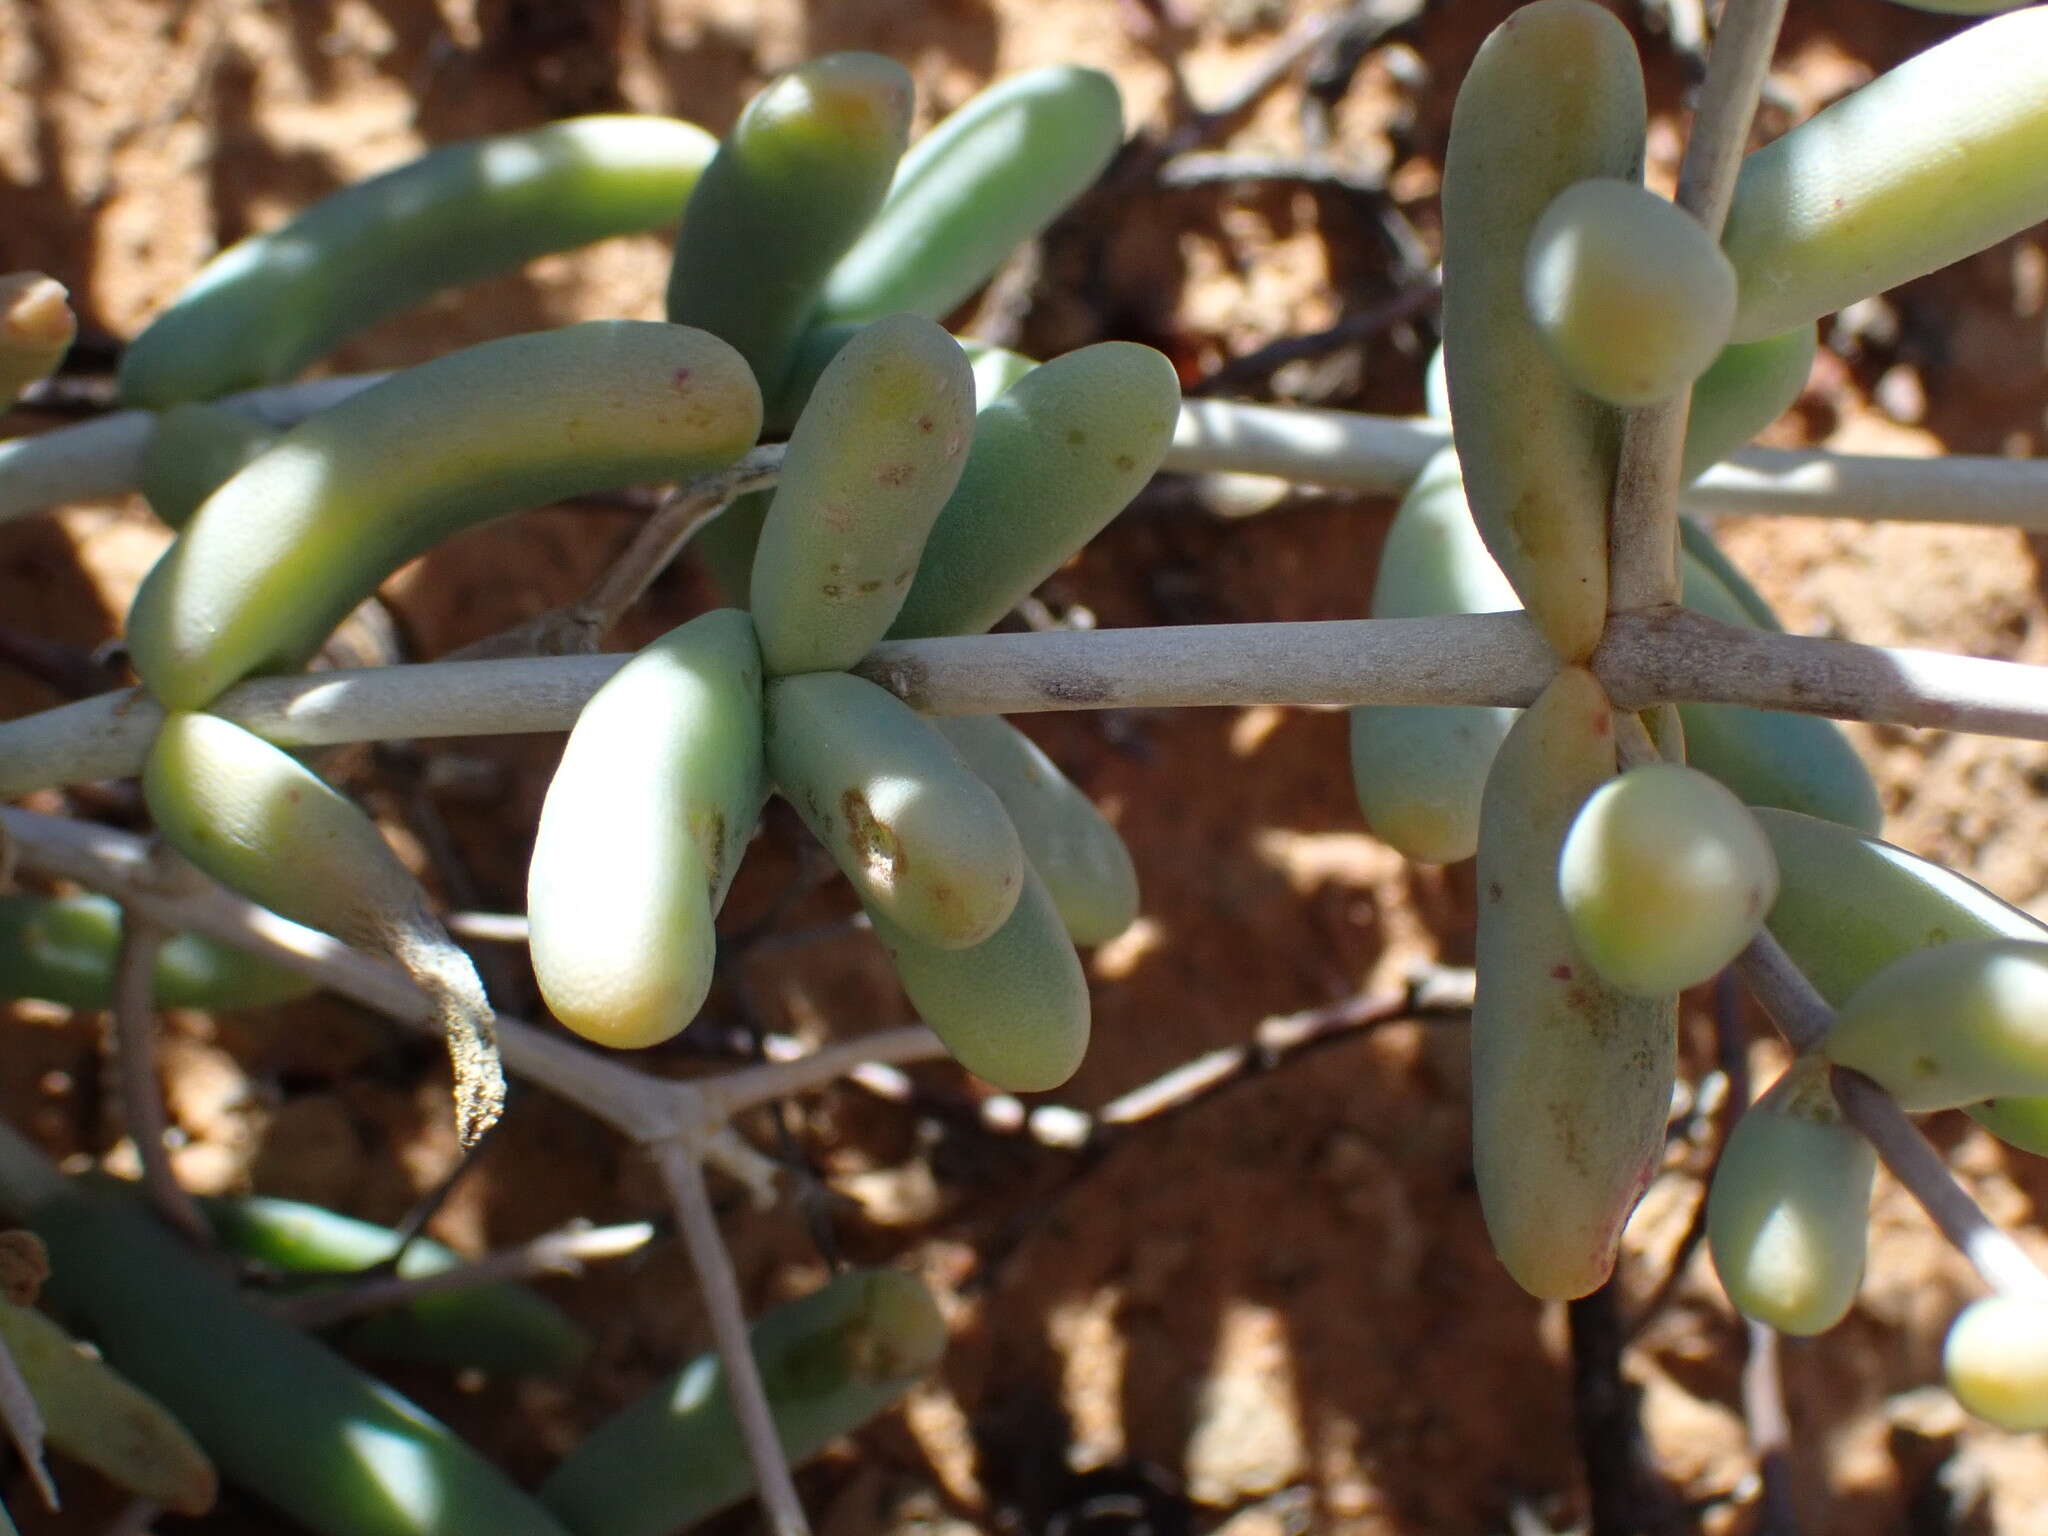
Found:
0,806 -> 781,1193
17,609 -> 2048,795
10,386 -> 2048,529
1596,607 -> 2048,741
1683,447 -> 2048,529
1,807 -> 979,1199
1832,1069 -> 2048,1302
0,373 -> 385,523
1736,928 -> 2048,1301
653,1140 -> 811,1536
271,1220 -> 656,1330
1166,399 -> 1444,494
1741,1320 -> 1801,1536
1674,0 -> 1786,233
108,905 -> 208,1242
452,446 -> 784,659
1167,404 -> 2048,531
1733,929 -> 1831,1052
1608,0 -> 1788,614
696,1027 -> 948,1119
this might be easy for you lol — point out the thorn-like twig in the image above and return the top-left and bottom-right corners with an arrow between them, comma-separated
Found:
1158,152 -> 1389,199
1831,1069 -> 2048,1303
269,1220 -> 656,1330
654,1140 -> 811,1536
1736,928 -> 2048,1301
448,445 -> 784,660
1742,1319 -> 1801,1535
108,902 -> 209,1243
1733,929 -> 1831,1053
1191,277 -> 1442,397
0,806 -> 779,1196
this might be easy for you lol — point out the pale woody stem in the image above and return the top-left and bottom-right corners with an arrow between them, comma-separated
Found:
1607,0 -> 1790,614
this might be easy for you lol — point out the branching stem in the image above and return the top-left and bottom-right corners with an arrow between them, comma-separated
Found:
18,608 -> 2048,797
451,446 -> 783,659
1736,928 -> 2048,1301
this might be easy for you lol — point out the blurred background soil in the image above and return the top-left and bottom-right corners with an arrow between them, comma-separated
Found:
3,0 -> 2048,1531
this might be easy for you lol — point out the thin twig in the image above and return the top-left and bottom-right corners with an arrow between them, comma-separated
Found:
108,904 -> 208,1243
1162,405 -> 2048,531
1155,7 -> 1350,160
698,1027 -> 950,1120
378,1134 -> 496,1281
0,807 -> 779,1197
1570,1282 -> 1687,1536
1673,0 -> 1787,236
446,910 -> 532,944
1831,1069 -> 2048,1303
1158,152 -> 1388,198
1089,971 -> 1473,1134
1741,1319 -> 1801,1536
1682,447 -> 2048,529
270,1220 -> 656,1330
448,446 -> 783,660
1608,0 -> 1788,614
1733,929 -> 1832,1053
1191,277 -> 1442,397
1735,928 -> 2048,1301
1612,708 -> 1661,769
654,1140 -> 811,1536
2,809 -> 986,1196
0,623 -> 117,700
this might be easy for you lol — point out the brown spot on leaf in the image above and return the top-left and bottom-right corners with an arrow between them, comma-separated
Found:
841,788 -> 903,886
702,810 -> 728,890
1114,454 -> 1135,472
1550,963 -> 1573,981
876,461 -> 916,488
